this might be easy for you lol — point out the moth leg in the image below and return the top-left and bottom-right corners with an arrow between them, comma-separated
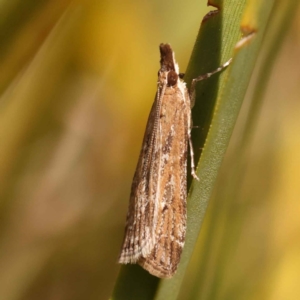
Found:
188,123 -> 199,181
189,58 -> 232,106
188,58 -> 232,180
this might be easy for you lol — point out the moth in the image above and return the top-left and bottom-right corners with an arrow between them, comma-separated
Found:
119,43 -> 231,278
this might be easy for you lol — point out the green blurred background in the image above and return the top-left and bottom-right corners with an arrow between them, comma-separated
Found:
0,0 -> 300,299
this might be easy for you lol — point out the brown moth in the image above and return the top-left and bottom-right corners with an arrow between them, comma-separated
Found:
119,43 -> 231,278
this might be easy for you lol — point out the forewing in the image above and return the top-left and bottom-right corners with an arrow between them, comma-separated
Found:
138,85 -> 190,278
119,93 -> 162,263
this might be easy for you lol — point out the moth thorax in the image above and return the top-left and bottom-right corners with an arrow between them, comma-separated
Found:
167,71 -> 178,86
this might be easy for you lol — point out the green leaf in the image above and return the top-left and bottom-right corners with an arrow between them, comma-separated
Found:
182,1 -> 300,299
112,265 -> 159,300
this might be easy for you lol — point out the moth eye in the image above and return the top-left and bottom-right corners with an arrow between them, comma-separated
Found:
167,71 -> 178,86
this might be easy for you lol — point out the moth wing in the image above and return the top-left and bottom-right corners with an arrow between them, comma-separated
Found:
119,94 -> 162,263
138,86 -> 189,278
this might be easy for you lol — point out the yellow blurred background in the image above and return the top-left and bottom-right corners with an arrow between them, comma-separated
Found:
0,1 -> 300,299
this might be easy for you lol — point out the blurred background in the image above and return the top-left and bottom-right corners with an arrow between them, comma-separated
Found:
0,0 -> 300,299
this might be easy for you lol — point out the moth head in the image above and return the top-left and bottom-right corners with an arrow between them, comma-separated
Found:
159,43 -> 180,86
167,71 -> 178,86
